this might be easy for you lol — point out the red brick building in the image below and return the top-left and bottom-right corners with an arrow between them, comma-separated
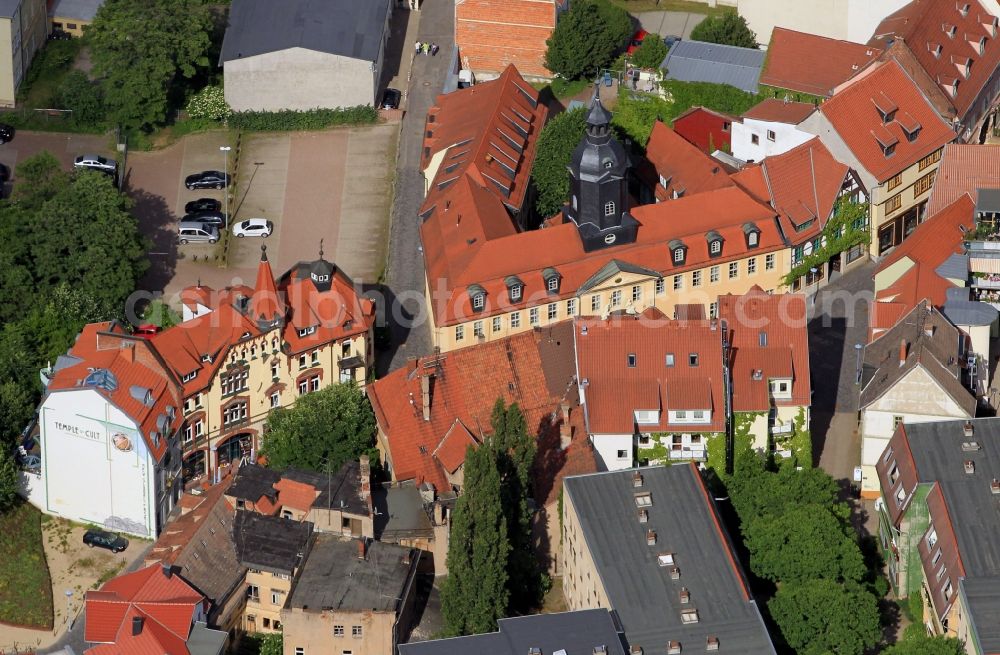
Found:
672,106 -> 736,154
455,0 -> 566,80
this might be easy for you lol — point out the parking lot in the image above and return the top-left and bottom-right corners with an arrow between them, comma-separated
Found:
0,130 -> 115,193
124,125 -> 397,301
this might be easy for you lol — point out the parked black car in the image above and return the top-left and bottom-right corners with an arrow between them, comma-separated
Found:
380,88 -> 401,110
185,170 -> 230,190
184,197 -> 221,214
48,29 -> 72,41
83,529 -> 129,553
0,123 -> 15,144
183,211 -> 228,228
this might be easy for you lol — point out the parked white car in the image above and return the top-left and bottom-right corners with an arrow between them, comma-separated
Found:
232,218 -> 273,238
74,154 -> 117,174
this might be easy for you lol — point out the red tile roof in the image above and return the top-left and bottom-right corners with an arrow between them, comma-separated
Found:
927,143 -> 1000,215
645,121 -> 735,201
575,310 -> 727,434
820,59 -> 955,183
421,65 -> 548,217
85,565 -> 205,655
671,106 -> 737,153
871,194 -> 974,335
272,477 -> 319,512
46,323 -> 182,461
422,178 -> 782,327
739,137 -> 850,245
869,0 -> 1000,120
718,287 -> 811,412
741,98 -> 817,124
368,324 -> 578,492
760,27 -> 881,97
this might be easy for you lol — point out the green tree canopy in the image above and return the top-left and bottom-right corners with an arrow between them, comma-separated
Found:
87,0 -> 213,129
743,504 -> 866,584
531,107 -> 586,218
884,625 -> 965,655
57,70 -> 106,128
769,579 -> 882,655
0,449 -> 20,512
260,383 -> 376,472
631,35 -> 668,70
689,11 -> 758,49
441,434 -> 510,636
258,632 -> 283,655
545,0 -> 631,80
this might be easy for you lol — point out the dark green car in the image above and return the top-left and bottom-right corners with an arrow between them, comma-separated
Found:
83,529 -> 129,553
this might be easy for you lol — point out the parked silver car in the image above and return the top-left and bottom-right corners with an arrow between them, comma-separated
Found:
178,222 -> 219,244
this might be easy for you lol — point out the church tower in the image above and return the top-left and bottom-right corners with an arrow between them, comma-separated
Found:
562,86 -> 639,252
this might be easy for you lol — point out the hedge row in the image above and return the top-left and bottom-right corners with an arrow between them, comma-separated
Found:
228,105 -> 379,131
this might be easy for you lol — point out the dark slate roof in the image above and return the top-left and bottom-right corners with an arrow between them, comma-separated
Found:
579,260 -> 662,293
0,0 -> 20,18
187,622 -> 228,655
942,297 -> 999,328
288,460 -> 371,516
860,300 -> 976,416
50,0 -> 104,21
900,418 -> 1000,653
171,491 -> 246,613
288,535 -> 417,612
661,41 -> 765,94
233,511 -> 312,574
228,464 -> 280,502
976,188 -> 1000,215
220,0 -> 391,64
399,609 -> 627,655
563,465 -> 776,654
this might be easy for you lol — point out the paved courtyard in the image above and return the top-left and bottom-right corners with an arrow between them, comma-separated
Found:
0,131 -> 114,192
124,126 -> 396,304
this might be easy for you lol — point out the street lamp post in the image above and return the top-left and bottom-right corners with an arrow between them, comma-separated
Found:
220,146 -> 232,225
855,343 -> 864,385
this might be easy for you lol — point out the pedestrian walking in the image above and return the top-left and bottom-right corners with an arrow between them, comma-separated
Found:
431,42 -> 439,56
414,41 -> 421,55
422,42 -> 430,56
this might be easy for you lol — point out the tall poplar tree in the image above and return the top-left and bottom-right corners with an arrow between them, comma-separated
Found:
441,438 -> 510,636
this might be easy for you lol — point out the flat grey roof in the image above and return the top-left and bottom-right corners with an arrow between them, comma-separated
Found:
976,188 -> 1000,214
233,511 -> 312,574
50,0 -> 103,22
0,0 -> 21,18
373,484 -> 433,540
661,41 -> 765,94
220,0 -> 391,64
903,418 -> 1000,652
288,535 -> 416,613
399,609 -> 627,655
187,622 -> 228,655
564,465 -> 775,654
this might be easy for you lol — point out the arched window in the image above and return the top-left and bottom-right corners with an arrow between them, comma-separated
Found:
604,201 -> 616,217
710,240 -> 721,255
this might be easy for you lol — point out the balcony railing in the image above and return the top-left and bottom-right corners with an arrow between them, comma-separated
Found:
770,422 -> 794,436
668,446 -> 706,461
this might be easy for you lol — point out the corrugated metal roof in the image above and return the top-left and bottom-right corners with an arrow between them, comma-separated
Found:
661,40 -> 766,93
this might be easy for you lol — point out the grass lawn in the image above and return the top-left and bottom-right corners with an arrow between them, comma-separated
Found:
17,38 -> 83,109
608,0 -> 727,16
0,502 -> 54,629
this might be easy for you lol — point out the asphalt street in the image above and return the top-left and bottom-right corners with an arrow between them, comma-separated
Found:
380,0 -> 453,375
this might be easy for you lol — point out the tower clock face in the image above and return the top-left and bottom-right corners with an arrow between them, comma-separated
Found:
604,233 -> 617,244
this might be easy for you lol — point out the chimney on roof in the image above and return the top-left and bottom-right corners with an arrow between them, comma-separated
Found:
132,616 -> 144,636
965,460 -> 975,474
992,478 -> 1000,495
420,374 -> 432,422
630,647 -> 643,655
560,403 -> 572,450
706,636 -> 720,651
965,421 -> 975,437
359,454 -> 371,503
161,564 -> 172,579
357,538 -> 368,560
121,343 -> 135,363
899,339 -> 908,366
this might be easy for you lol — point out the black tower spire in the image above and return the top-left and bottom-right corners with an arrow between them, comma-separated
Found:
562,85 -> 639,252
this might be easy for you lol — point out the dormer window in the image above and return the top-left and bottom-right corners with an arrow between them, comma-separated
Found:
311,273 -> 330,283
874,93 -> 897,124
944,23 -> 957,39
200,353 -> 213,363
297,326 -> 317,337
979,36 -> 987,54
706,231 -> 723,258
669,239 -> 687,266
505,275 -> 524,303
960,3 -> 971,17
467,284 -> 486,313
182,371 -> 197,383
929,42 -> 943,58
542,267 -> 561,294
743,223 -> 761,248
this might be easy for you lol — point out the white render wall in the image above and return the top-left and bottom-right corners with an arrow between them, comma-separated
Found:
36,388 -> 158,537
859,366 -> 972,494
591,433 -> 634,471
737,0 -> 910,46
224,48 -> 378,112
731,118 -> 815,162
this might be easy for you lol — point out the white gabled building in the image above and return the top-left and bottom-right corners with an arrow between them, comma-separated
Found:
732,98 -> 817,163
24,322 -> 184,537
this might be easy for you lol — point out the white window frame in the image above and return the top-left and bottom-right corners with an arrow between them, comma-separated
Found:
604,201 -> 615,216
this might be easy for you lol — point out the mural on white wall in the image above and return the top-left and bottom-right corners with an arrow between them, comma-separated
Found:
41,390 -> 153,537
